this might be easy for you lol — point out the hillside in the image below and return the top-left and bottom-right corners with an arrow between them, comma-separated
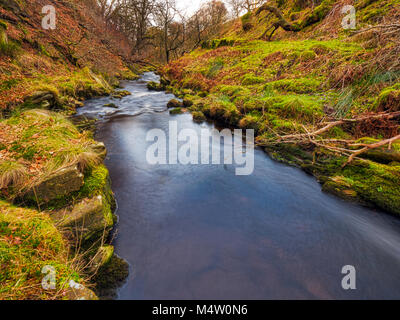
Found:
161,0 -> 400,215
0,0 -> 139,112
0,0 -> 137,300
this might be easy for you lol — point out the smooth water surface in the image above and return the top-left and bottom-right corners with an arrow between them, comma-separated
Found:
77,73 -> 400,300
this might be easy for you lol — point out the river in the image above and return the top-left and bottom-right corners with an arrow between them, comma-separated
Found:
77,72 -> 400,300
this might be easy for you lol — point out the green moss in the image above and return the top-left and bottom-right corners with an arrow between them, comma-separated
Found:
265,77 -> 323,94
169,108 -> 183,115
242,74 -> 265,85
375,83 -> 400,112
0,201 -> 82,300
192,111 -> 206,123
339,161 -> 400,215
79,165 -> 115,226
299,50 -> 316,62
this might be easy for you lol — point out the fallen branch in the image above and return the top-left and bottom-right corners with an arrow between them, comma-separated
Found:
257,111 -> 400,166
343,134 -> 400,167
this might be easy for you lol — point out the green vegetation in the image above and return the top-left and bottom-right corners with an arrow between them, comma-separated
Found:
162,0 -> 400,215
0,201 -> 81,300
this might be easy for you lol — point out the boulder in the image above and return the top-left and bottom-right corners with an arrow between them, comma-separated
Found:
104,103 -> 118,108
51,196 -> 114,243
66,281 -> 99,300
90,142 -> 107,161
25,165 -> 84,204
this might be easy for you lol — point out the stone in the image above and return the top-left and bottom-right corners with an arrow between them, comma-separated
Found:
104,103 -> 118,108
66,282 -> 99,300
169,107 -> 183,115
90,142 -> 107,161
25,91 -> 60,109
147,81 -> 164,91
90,245 -> 114,272
112,90 -> 131,99
167,99 -> 183,109
25,165 -> 84,204
183,98 -> 193,108
51,196 -> 114,243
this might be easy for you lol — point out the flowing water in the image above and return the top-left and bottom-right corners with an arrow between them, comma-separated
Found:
77,72 -> 400,300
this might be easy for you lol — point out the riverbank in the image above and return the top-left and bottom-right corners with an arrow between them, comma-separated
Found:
0,0 -> 154,299
0,65 -> 153,300
81,72 -> 400,299
158,0 -> 400,216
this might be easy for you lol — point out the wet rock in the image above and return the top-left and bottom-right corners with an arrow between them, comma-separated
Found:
147,81 -> 164,91
112,90 -> 131,99
104,103 -> 118,108
169,107 -> 183,115
51,196 -> 114,244
24,165 -> 84,204
69,115 -> 97,133
66,282 -> 99,300
92,254 -> 129,300
89,245 -> 114,273
90,142 -> 107,161
167,99 -> 183,109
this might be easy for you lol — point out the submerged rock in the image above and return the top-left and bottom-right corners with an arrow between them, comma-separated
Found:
24,165 -> 84,204
104,103 -> 118,108
112,90 -> 131,99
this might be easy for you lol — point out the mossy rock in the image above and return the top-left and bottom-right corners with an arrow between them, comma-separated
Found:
92,254 -> 129,300
112,90 -> 131,99
167,99 -> 183,109
147,81 -> 164,91
23,165 -> 84,205
89,245 -> 114,272
183,98 -> 194,108
170,107 -> 183,115
104,103 -> 118,109
375,84 -> 400,112
192,111 -> 206,123
51,195 -> 114,245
